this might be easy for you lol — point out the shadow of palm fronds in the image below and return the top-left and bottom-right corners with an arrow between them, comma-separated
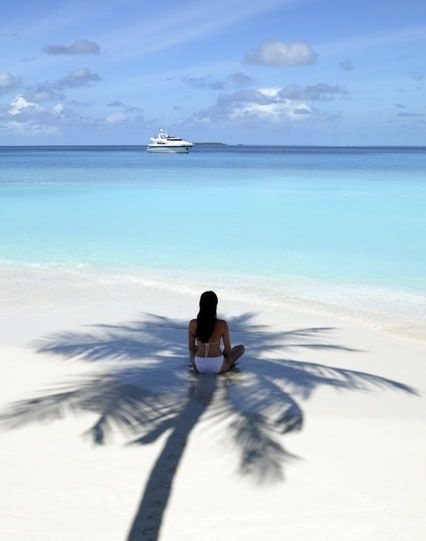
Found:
0,312 -> 417,540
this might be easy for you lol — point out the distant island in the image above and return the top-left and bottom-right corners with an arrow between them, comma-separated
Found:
193,142 -> 227,146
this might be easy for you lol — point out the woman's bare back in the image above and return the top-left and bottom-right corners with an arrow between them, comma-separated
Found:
189,318 -> 231,357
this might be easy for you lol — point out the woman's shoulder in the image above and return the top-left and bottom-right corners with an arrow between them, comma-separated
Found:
216,319 -> 228,329
189,319 -> 197,330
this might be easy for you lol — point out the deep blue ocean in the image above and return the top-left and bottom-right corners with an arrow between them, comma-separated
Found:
1,145 -> 425,331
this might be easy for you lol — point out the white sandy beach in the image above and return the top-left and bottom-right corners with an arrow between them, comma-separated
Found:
0,267 -> 425,540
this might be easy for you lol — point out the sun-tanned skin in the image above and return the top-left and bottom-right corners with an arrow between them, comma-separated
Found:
188,318 -> 245,373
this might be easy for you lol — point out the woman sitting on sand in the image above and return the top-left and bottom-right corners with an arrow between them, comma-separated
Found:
188,290 -> 245,374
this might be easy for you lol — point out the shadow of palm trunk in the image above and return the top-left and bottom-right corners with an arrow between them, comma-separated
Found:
0,313 -> 417,541
127,375 -> 217,541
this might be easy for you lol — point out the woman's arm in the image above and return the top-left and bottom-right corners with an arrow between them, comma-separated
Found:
188,320 -> 197,361
222,320 -> 232,356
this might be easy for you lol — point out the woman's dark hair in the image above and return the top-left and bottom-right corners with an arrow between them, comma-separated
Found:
196,290 -> 218,342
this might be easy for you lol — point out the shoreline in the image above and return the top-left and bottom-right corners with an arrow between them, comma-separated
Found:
1,263 -> 424,344
0,264 -> 425,540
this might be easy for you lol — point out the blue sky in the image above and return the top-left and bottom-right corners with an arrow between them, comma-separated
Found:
0,0 -> 425,145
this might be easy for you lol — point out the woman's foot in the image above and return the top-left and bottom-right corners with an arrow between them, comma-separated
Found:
221,344 -> 245,373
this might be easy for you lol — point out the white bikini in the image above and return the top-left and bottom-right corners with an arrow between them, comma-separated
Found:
194,340 -> 224,374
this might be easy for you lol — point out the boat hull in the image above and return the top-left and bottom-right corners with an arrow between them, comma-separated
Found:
146,145 -> 192,153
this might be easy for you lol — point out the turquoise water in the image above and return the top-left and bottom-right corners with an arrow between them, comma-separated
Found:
1,146 -> 425,290
1,145 -> 425,332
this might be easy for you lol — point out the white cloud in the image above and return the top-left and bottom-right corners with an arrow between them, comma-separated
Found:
294,107 -> 311,115
125,105 -> 144,114
228,72 -> 254,88
20,56 -> 37,63
23,70 -> 101,105
107,100 -> 144,114
0,31 -> 19,38
0,72 -> 21,95
106,112 -> 128,124
397,112 -> 425,117
186,82 -> 347,127
24,83 -> 64,103
57,68 -> 102,88
1,90 -> 107,136
257,87 -> 281,97
279,83 -> 349,100
181,71 -> 254,90
244,40 -> 318,66
8,95 -> 38,116
43,39 -> 101,55
229,88 -> 312,122
107,100 -> 125,107
2,95 -> 83,134
191,86 -> 314,125
51,103 -> 64,116
2,120 -> 59,135
230,101 -> 311,123
339,58 -> 354,71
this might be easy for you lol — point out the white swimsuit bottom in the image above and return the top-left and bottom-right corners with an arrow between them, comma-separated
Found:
194,355 -> 224,374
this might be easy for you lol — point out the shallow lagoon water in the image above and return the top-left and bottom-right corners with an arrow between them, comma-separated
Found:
1,146 -> 425,335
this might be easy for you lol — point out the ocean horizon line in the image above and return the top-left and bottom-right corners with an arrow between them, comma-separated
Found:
1,144 -> 426,150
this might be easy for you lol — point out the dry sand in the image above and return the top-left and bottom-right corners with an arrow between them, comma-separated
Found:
0,267 -> 425,540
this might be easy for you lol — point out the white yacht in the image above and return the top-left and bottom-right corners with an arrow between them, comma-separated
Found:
146,129 -> 193,153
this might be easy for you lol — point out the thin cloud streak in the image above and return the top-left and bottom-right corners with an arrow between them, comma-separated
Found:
319,24 -> 426,56
43,39 -> 101,55
103,0 -> 299,61
7,1 -> 103,40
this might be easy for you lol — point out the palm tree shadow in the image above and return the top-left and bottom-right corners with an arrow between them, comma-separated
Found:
0,313 -> 417,541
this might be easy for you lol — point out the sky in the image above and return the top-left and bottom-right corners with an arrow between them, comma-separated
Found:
0,0 -> 425,145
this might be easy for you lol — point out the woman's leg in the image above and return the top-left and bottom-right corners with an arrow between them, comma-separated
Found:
220,344 -> 245,373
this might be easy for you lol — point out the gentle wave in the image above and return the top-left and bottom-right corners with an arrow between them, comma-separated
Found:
0,146 -> 425,336
0,263 -> 424,343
